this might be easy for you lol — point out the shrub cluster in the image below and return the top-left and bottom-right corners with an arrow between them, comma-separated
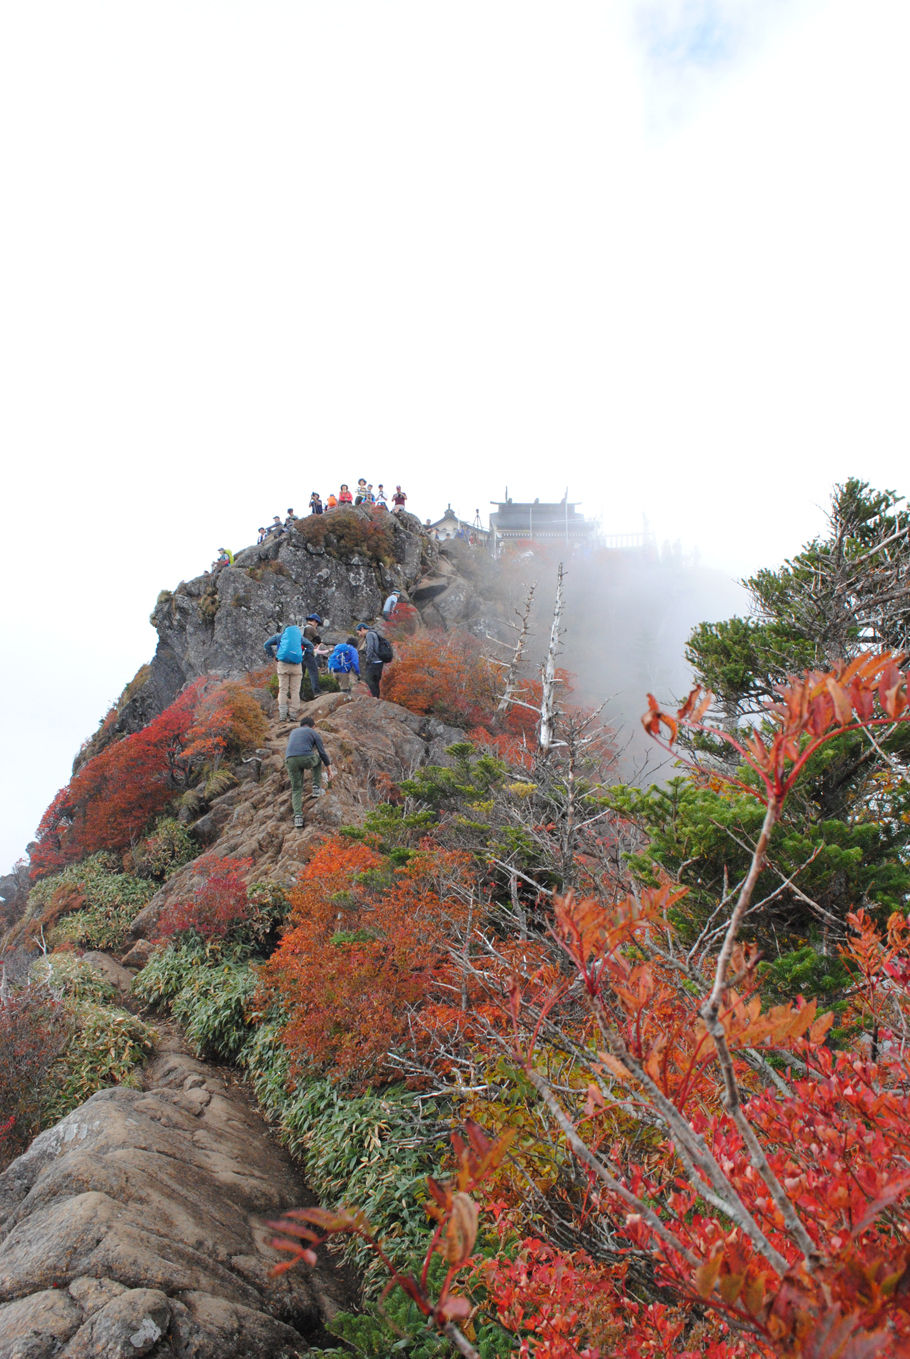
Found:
31,677 -> 269,876
128,817 -> 196,881
0,979 -> 69,1165
379,629 -> 500,726
296,507 -> 396,565
257,837 -> 475,1087
21,853 -> 154,952
153,858 -> 287,952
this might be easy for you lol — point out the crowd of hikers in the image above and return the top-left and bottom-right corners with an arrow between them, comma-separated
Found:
263,603 -> 401,828
255,483 -> 408,544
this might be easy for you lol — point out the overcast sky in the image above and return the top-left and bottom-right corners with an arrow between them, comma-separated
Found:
2,0 -> 909,873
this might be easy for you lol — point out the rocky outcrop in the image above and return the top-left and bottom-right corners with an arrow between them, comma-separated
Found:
0,1036 -> 354,1358
137,513 -> 435,735
75,511 -> 501,766
124,690 -> 463,948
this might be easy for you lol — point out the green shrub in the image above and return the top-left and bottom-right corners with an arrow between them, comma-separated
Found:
171,960 -> 257,1060
30,954 -> 116,1004
275,1080 -> 447,1288
130,817 -> 196,881
244,881 -> 291,952
134,939 -> 257,1061
28,855 -> 154,952
43,1001 -> 156,1122
133,939 -> 209,1008
237,1012 -> 293,1113
204,767 -> 237,799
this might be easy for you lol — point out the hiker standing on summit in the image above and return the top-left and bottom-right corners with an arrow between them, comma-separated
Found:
263,621 -> 306,722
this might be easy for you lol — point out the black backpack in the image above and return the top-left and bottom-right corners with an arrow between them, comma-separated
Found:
375,633 -> 394,663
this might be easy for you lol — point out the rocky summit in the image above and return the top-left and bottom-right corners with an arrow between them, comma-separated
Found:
87,509 -> 488,758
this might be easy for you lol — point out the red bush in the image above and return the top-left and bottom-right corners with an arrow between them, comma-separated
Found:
31,676 -> 268,878
0,984 -> 69,1167
155,855 -> 253,941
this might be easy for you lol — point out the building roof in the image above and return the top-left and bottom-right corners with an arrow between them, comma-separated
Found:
490,499 -> 593,535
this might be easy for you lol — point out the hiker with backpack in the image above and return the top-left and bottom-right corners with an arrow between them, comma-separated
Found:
285,715 -> 333,828
299,614 -> 324,701
327,636 -> 361,695
264,621 -> 307,721
382,590 -> 400,621
356,622 -> 393,698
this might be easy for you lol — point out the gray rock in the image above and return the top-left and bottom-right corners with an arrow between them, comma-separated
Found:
79,952 -> 136,998
60,1288 -> 171,1358
0,1288 -> 82,1357
81,509 -> 494,758
0,1049 -> 353,1357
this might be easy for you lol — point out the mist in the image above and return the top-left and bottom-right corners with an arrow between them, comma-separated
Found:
492,538 -> 748,781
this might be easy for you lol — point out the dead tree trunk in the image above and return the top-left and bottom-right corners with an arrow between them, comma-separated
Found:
538,564 -> 564,758
493,585 -> 536,717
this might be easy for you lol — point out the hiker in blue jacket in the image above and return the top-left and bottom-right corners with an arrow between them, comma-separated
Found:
327,636 -> 361,696
264,622 -> 305,721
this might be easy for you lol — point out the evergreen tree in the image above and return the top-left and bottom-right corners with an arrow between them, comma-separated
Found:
615,480 -> 910,978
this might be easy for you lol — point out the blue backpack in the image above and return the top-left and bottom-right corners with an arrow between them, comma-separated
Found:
276,626 -> 303,663
328,643 -> 354,673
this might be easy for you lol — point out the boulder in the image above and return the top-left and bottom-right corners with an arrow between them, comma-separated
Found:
79,952 -> 136,999
0,1039 -> 354,1358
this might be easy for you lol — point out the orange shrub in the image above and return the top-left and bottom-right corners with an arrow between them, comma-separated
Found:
258,836 -> 475,1086
380,629 -> 500,727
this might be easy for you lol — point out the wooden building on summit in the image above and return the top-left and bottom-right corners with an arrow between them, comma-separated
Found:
488,494 -> 595,553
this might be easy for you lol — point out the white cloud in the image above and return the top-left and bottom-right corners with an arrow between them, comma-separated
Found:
2,0 -> 909,871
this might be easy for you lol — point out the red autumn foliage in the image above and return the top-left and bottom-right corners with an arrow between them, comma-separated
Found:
30,676 -> 268,878
385,601 -> 420,637
154,855 -> 253,941
180,681 -> 269,766
0,983 -> 70,1167
475,1230 -> 748,1359
258,836 -> 474,1086
272,657 -> 910,1357
31,682 -> 204,876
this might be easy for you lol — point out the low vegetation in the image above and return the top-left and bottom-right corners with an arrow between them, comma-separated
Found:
6,478 -> 910,1355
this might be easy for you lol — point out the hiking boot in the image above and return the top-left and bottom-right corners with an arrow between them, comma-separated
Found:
311,788 -> 324,798
278,709 -> 288,722
293,814 -> 304,829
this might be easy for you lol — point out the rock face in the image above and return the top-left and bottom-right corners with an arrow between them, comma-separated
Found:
103,511 -> 439,751
72,512 -> 504,771
0,1035 -> 354,1358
